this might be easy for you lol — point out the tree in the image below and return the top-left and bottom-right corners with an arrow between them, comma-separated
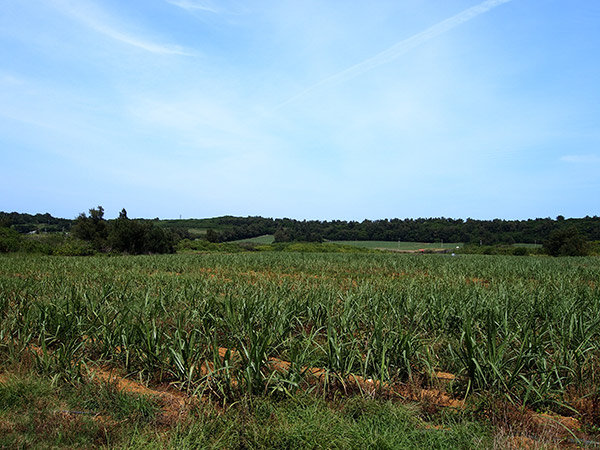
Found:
206,229 -> 220,243
71,206 -> 108,251
543,227 -> 590,257
273,228 -> 291,243
0,226 -> 22,253
108,208 -> 140,253
108,208 -> 175,254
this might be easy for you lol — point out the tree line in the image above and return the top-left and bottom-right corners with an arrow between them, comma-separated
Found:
192,215 -> 600,245
0,211 -> 72,233
2,209 -> 600,250
0,207 -> 177,255
71,206 -> 175,254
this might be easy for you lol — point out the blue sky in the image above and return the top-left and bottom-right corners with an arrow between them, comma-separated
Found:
1,0 -> 599,220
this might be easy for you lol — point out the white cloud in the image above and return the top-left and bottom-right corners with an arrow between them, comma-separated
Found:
0,74 -> 25,86
561,154 -> 600,164
128,96 -> 254,143
48,0 -> 192,55
166,0 -> 219,13
278,0 -> 515,107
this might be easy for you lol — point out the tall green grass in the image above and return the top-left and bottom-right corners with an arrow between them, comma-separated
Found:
1,252 -> 599,413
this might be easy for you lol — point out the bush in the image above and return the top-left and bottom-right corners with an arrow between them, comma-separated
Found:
0,227 -> 22,253
512,247 -> 528,256
543,227 -> 590,257
54,238 -> 95,256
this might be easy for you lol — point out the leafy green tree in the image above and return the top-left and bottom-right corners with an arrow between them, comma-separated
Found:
273,228 -> 291,243
144,225 -> 175,253
206,229 -> 220,243
512,246 -> 528,256
108,208 -> 174,254
109,208 -> 139,253
0,226 -> 22,252
71,206 -> 108,251
543,227 -> 590,256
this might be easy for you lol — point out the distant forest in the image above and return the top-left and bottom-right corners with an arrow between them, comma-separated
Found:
2,210 -> 600,245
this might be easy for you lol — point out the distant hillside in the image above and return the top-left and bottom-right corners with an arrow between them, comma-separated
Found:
0,211 -> 73,233
2,210 -> 599,246
121,214 -> 600,245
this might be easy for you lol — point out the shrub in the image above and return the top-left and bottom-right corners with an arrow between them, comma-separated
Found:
512,247 -> 528,256
54,238 -> 95,256
543,227 -> 590,256
0,227 -> 22,253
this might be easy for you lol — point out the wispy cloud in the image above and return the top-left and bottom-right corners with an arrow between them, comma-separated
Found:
166,0 -> 219,13
278,0 -> 515,107
49,0 -> 192,55
0,74 -> 25,86
561,154 -> 600,164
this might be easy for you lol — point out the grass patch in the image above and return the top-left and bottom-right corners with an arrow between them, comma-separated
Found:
0,374 -> 493,449
233,235 -> 275,244
331,241 -> 463,251
75,378 -> 161,423
2,251 -> 600,447
0,371 -> 161,449
163,395 -> 492,449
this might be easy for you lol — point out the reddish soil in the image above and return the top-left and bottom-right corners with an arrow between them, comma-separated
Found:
504,435 -> 538,449
14,342 -> 598,445
206,349 -> 465,409
434,371 -> 457,381
465,277 -> 491,287
90,367 -> 191,425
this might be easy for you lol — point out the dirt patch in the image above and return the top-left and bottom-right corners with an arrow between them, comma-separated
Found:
530,411 -> 583,443
420,422 -> 450,431
265,355 -> 464,408
434,371 -> 456,380
489,402 -> 592,449
503,435 -> 540,449
0,416 -> 16,436
18,342 -> 597,444
465,277 -> 490,288
90,367 -> 192,426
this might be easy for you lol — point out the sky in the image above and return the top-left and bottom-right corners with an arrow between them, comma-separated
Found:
1,0 -> 599,220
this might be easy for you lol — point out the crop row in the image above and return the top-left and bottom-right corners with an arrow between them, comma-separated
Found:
1,253 -> 599,413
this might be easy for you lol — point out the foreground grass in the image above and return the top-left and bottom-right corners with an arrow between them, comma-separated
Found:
1,252 -> 599,447
0,370 -> 492,449
0,372 -> 161,449
161,396 -> 491,450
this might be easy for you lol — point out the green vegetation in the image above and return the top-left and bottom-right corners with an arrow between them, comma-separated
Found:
0,207 -> 176,256
72,206 -> 175,254
234,234 -> 276,244
543,227 -> 591,257
0,211 -> 72,233
0,226 -> 94,256
1,251 -> 600,447
0,227 -> 22,253
456,244 -> 543,256
4,210 -> 600,248
331,240 -> 463,251
161,395 -> 492,449
176,239 -> 373,253
0,371 -> 490,449
0,371 -> 161,449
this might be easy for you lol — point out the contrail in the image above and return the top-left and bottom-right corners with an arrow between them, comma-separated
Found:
277,0 -> 514,108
